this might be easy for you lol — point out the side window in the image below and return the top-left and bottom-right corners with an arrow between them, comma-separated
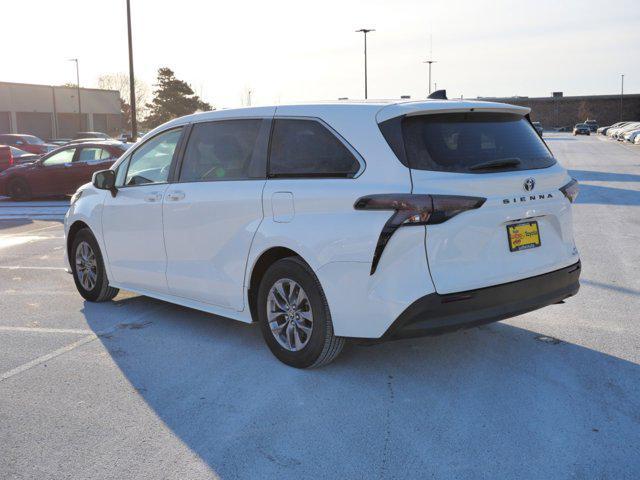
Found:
78,147 -> 105,162
42,148 -> 76,166
125,128 -> 182,186
179,119 -> 263,182
268,119 -> 360,178
100,148 -> 115,160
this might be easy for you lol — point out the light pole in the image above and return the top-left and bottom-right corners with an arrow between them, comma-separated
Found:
356,28 -> 375,99
423,59 -> 436,95
126,0 -> 137,140
620,74 -> 625,121
69,58 -> 81,133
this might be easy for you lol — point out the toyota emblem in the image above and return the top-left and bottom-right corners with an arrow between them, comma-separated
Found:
523,178 -> 535,192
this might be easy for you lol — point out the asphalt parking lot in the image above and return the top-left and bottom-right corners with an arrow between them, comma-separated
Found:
0,133 -> 639,479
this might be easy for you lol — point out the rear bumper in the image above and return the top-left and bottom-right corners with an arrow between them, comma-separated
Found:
381,261 -> 581,340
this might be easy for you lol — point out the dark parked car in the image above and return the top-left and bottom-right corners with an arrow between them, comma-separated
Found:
73,131 -> 111,140
0,134 -> 56,155
584,119 -> 598,132
532,121 -> 543,136
573,124 -> 591,136
46,138 -> 72,146
0,141 -> 126,200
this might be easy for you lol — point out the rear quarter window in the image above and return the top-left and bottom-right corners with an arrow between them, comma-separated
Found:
390,112 -> 556,173
269,119 -> 361,178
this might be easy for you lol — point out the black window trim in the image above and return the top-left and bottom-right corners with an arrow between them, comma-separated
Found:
118,126 -> 186,189
266,116 -> 366,180
171,116 -> 272,184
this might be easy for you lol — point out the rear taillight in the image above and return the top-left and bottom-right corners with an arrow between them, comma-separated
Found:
354,194 -> 486,274
8,150 -> 13,167
560,178 -> 579,203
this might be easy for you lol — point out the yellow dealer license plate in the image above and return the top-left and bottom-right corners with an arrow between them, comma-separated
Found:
507,221 -> 541,252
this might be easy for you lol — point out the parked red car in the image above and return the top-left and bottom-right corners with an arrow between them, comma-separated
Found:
0,146 -> 13,172
0,145 -> 40,172
0,141 -> 126,200
0,134 -> 56,155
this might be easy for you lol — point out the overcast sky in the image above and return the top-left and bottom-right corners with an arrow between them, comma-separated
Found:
5,0 -> 639,108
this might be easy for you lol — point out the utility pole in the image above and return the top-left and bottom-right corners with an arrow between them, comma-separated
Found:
69,58 -> 81,133
126,0 -> 137,140
423,60 -> 436,95
620,74 -> 625,121
356,28 -> 375,99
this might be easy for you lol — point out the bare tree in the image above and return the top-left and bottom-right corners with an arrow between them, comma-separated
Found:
577,100 -> 593,123
97,73 -> 149,124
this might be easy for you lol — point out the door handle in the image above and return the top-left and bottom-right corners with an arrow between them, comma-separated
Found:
144,192 -> 163,203
166,191 -> 185,202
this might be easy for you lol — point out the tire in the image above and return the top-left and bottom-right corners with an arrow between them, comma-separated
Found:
257,257 -> 345,368
70,228 -> 119,302
8,178 -> 31,200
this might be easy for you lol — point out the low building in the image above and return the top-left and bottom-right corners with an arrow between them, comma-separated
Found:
478,92 -> 640,129
0,81 -> 123,140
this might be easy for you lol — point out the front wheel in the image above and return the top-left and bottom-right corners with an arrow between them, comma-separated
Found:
71,228 -> 119,302
257,257 -> 345,368
8,178 -> 31,200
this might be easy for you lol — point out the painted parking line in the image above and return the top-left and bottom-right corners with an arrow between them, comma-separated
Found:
0,235 -> 50,249
0,334 -> 97,382
0,224 -> 61,237
0,265 -> 67,270
0,326 -> 94,335
0,305 -> 163,383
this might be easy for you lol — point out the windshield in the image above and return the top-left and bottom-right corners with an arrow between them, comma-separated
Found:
10,147 -> 32,156
401,112 -> 555,173
24,135 -> 45,145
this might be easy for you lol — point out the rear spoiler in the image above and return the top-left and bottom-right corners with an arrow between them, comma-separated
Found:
376,101 -> 531,124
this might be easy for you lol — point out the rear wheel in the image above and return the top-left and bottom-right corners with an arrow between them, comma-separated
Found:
71,228 -> 119,302
8,178 -> 31,200
257,257 -> 344,368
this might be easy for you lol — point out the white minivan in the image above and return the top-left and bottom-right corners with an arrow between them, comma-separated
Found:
64,100 -> 581,368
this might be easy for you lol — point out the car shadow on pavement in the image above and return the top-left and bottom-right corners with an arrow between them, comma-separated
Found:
0,218 -> 34,230
569,169 -> 640,183
82,296 -> 640,479
567,170 -> 640,206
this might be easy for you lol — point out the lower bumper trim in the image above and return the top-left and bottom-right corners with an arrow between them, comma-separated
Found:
381,261 -> 581,340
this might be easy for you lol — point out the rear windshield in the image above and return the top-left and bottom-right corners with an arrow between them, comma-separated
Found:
23,135 -> 44,145
400,112 -> 555,173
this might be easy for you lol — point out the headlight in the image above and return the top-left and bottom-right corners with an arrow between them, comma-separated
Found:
70,190 -> 84,205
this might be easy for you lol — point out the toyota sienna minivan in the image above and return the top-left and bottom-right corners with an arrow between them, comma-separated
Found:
64,99 -> 581,368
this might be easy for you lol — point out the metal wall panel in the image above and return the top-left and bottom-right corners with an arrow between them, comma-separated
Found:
16,112 -> 53,139
0,111 -> 11,133
56,113 -> 88,138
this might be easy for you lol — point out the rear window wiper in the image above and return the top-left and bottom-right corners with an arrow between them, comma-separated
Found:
469,158 -> 521,171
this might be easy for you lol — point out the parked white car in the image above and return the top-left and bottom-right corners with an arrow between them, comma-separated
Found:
64,100 -> 581,368
609,122 -> 640,140
623,128 -> 640,143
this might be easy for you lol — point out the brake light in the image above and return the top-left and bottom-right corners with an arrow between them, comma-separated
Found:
8,149 -> 13,167
560,178 -> 579,203
354,194 -> 486,274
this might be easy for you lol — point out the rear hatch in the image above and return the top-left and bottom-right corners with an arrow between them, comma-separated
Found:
379,107 -> 579,294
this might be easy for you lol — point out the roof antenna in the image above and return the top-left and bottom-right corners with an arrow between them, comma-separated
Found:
428,89 -> 447,100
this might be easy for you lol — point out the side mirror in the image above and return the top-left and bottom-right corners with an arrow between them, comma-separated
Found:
92,169 -> 117,196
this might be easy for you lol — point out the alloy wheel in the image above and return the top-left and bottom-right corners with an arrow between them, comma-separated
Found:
267,278 -> 313,352
75,241 -> 98,291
